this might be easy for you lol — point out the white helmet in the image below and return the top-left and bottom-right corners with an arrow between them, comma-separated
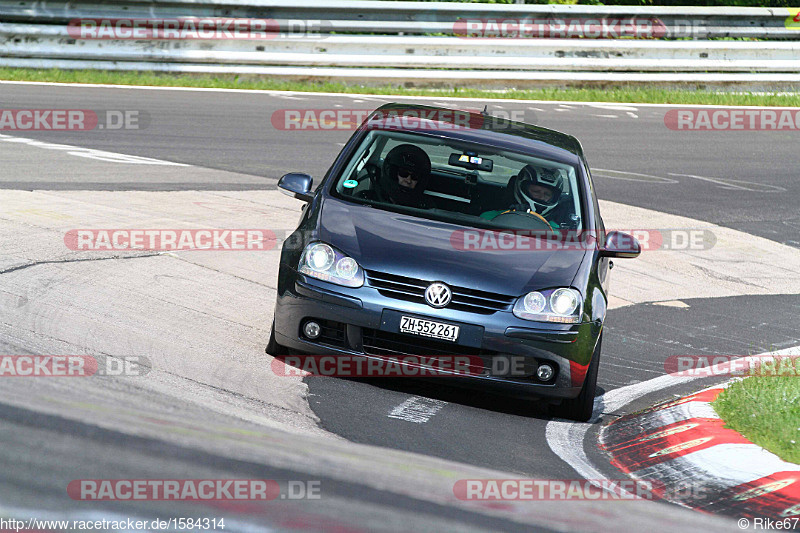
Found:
514,164 -> 564,215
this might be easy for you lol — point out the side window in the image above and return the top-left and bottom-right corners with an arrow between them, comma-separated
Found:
379,138 -> 410,160
582,163 -> 604,238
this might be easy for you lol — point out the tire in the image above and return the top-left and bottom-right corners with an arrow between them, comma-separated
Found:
552,335 -> 602,422
266,320 -> 290,356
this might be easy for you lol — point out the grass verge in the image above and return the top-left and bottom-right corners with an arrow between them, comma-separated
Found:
1,68 -> 799,107
713,377 -> 800,464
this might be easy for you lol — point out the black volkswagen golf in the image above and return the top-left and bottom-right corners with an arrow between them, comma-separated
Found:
268,103 -> 640,421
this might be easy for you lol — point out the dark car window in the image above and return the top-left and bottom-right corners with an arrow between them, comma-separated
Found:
332,130 -> 584,232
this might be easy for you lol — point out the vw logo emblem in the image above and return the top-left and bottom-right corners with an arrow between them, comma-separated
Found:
425,282 -> 452,308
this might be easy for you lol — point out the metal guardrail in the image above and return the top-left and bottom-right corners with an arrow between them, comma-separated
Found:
1,1 -> 799,89
3,25 -> 800,72
2,1 -> 799,39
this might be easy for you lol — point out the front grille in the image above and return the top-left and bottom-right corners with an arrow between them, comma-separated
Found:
365,270 -> 515,315
362,328 -> 496,375
362,328 -> 494,358
361,328 -> 557,383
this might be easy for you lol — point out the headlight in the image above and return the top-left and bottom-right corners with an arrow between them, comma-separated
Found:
513,288 -> 582,324
522,291 -> 546,314
306,243 -> 335,271
299,242 -> 364,287
551,288 -> 579,316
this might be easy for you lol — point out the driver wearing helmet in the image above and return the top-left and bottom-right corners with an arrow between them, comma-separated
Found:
359,144 -> 432,208
481,164 -> 571,228
381,144 -> 432,208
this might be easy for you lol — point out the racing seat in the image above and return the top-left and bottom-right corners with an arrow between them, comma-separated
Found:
467,174 -> 519,216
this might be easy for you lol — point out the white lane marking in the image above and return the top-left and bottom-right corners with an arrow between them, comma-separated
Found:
4,80 -> 800,111
653,300 -> 690,308
670,172 -> 758,191
528,107 -> 545,111
388,396 -> 447,424
587,104 -> 639,112
0,134 -> 188,166
626,112 -> 639,119
546,346 -> 800,492
546,410 -> 632,493
593,114 -> 618,119
593,168 -> 678,184
668,172 -> 786,193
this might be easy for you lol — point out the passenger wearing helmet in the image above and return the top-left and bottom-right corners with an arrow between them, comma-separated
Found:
515,165 -> 563,215
481,164 -> 572,228
369,144 -> 432,208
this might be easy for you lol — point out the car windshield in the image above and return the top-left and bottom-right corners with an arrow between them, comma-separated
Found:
332,129 -> 583,232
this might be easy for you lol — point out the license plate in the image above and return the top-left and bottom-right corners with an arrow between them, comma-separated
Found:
400,316 -> 460,342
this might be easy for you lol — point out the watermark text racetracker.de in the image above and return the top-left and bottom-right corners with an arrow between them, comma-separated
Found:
274,354 -> 586,380
68,17 -> 330,40
454,17 -> 667,39
665,108 -> 800,131
68,479 -> 321,501
452,17 -> 713,39
1,517 -> 227,532
64,229 -> 278,252
0,355 -> 150,377
450,229 -> 716,252
665,354 -> 800,378
0,109 -> 147,131
64,228 -> 715,254
454,479 -> 712,502
272,354 -> 484,378
270,107 -> 533,131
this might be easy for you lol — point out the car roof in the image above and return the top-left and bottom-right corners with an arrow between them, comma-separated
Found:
365,103 -> 585,165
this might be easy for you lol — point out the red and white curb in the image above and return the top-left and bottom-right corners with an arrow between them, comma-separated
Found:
600,384 -> 800,520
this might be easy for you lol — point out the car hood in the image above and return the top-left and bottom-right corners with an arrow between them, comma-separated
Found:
318,198 -> 587,296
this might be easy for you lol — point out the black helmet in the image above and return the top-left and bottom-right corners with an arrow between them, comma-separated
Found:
514,164 -> 563,212
381,144 -> 431,206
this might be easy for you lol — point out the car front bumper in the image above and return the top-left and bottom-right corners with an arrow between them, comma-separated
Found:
273,266 -> 602,401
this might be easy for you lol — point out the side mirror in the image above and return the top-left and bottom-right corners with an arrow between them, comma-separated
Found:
600,230 -> 641,258
278,173 -> 314,203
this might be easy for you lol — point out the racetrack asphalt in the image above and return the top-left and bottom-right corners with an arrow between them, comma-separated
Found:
0,81 -> 798,531
2,82 -> 797,248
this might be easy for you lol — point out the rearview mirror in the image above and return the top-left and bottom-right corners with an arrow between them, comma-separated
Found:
448,153 -> 493,172
278,173 -> 314,203
600,230 -> 641,258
